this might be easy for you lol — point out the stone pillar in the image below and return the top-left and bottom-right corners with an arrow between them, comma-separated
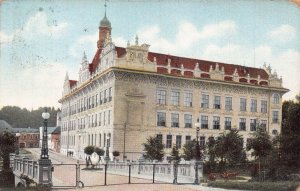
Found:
38,159 -> 53,187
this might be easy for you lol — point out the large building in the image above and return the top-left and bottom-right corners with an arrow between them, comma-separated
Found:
59,11 -> 288,161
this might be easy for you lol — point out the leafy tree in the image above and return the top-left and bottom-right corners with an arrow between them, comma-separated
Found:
246,128 -> 273,159
0,132 -> 16,187
170,145 -> 180,162
215,130 -> 246,169
279,95 -> 300,169
0,106 -> 59,128
95,147 -> 105,163
84,146 -> 95,167
143,136 -> 164,161
182,139 -> 203,161
112,150 -> 120,161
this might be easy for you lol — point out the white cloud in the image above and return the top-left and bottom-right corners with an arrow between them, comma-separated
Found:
69,32 -> 98,60
1,11 -> 69,46
135,20 -> 237,55
269,25 -> 296,43
0,63 -> 68,109
199,20 -> 237,39
0,31 -> 13,44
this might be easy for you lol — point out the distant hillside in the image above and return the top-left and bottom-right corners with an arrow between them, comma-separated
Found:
0,106 -> 59,128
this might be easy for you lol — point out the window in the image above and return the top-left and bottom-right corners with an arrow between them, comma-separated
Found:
99,134 -> 101,147
156,134 -> 163,144
273,94 -> 279,104
103,133 -> 106,147
240,98 -> 247,112
261,100 -> 268,113
250,119 -> 257,131
225,117 -> 232,130
166,135 -> 172,148
272,111 -> 279,123
261,120 -> 267,131
157,112 -> 166,126
108,87 -> 112,101
251,99 -> 257,112
184,114 -> 192,128
171,113 -> 179,127
239,118 -> 246,131
176,135 -> 182,148
186,136 -> 191,143
213,116 -> 220,129
200,136 -> 205,147
99,113 -> 102,126
171,91 -> 180,106
184,92 -> 193,107
201,115 -> 208,129
225,97 -> 232,111
104,89 -> 107,103
103,111 -> 106,125
100,92 -> 103,104
201,94 -> 209,108
213,96 -> 221,109
157,89 -> 166,105
108,110 -> 111,125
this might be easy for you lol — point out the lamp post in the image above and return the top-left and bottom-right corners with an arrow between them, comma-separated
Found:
38,108 -> 53,187
194,118 -> 201,185
15,133 -> 20,155
105,133 -> 111,163
41,110 -> 50,159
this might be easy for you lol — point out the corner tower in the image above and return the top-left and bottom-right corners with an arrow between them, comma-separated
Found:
97,1 -> 111,49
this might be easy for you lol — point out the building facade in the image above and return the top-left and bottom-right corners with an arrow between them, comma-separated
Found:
14,127 -> 39,148
59,13 -> 288,161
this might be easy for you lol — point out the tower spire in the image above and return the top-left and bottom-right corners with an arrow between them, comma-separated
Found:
104,0 -> 107,16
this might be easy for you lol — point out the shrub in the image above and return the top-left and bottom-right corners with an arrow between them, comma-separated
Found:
112,151 -> 120,157
95,147 -> 105,156
84,146 -> 95,155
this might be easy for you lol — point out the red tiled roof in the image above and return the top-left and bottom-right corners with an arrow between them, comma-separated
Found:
89,48 -> 102,73
69,80 -> 77,88
114,46 -> 269,81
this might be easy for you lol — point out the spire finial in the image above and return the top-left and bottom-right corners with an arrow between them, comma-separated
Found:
104,0 -> 108,17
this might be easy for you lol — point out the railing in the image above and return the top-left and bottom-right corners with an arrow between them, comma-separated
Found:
106,161 -> 203,183
12,155 -> 39,182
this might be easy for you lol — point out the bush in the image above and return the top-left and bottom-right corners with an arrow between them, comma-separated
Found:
208,181 -> 300,191
112,151 -> 120,157
84,146 -> 95,155
95,147 -> 105,156
0,170 -> 15,188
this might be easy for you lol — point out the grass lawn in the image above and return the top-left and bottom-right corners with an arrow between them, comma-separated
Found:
208,180 -> 300,191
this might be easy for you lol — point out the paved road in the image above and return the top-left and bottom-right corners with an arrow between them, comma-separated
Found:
25,148 -> 232,191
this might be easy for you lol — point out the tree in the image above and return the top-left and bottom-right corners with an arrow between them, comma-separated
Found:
0,132 -> 16,187
112,150 -> 120,161
215,130 -> 246,169
84,146 -> 95,167
170,146 -> 180,162
94,147 -> 105,163
246,127 -> 273,180
143,136 -> 164,161
182,139 -> 203,161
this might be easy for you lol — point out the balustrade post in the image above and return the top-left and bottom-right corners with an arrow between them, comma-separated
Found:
152,164 -> 155,183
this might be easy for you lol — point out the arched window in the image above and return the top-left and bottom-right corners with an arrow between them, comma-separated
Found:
272,93 -> 280,104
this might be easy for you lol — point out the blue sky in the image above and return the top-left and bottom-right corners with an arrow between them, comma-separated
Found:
0,0 -> 299,109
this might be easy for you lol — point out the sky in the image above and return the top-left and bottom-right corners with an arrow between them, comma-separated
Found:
0,0 -> 300,109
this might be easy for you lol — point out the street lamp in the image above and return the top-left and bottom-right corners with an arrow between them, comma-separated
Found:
38,108 -> 53,186
105,133 -> 111,163
15,133 -> 20,155
41,109 -> 50,159
194,118 -> 201,185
